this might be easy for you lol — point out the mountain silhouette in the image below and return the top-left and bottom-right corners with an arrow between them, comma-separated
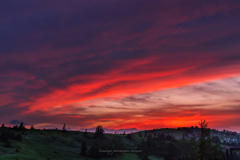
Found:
9,119 -> 29,125
79,128 -> 138,134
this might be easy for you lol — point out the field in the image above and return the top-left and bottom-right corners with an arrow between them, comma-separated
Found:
0,127 -> 238,160
0,127 -> 163,160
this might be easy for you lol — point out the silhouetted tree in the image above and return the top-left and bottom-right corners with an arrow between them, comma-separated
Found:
63,123 -> 66,131
19,122 -> 25,130
19,122 -> 23,129
13,125 -> 18,130
30,125 -> 35,130
199,120 -> 211,160
81,141 -> 87,156
123,131 -> 125,135
138,131 -> 142,137
1,123 -> 4,128
95,125 -> 104,138
83,129 -> 88,138
198,119 -> 221,160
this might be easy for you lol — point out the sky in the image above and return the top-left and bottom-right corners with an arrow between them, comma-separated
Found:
1,0 -> 240,132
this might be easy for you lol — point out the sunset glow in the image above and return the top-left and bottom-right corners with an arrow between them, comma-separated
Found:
1,1 -> 240,132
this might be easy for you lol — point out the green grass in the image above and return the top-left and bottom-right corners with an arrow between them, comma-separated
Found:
0,128 -> 146,160
0,127 -> 235,160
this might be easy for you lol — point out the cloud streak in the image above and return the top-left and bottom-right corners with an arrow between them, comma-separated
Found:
1,0 -> 240,131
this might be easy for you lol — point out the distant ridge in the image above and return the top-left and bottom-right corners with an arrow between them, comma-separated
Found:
79,128 -> 138,134
9,119 -> 29,125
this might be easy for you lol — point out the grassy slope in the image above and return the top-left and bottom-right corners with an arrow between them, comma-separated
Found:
0,127 -> 235,160
0,128 -> 162,160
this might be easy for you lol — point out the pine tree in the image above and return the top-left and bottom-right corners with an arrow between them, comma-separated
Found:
63,123 -> 66,131
198,119 -> 220,160
30,125 -> 35,130
62,123 -> 66,133
199,119 -> 211,160
19,122 -> 24,130
95,126 -> 104,138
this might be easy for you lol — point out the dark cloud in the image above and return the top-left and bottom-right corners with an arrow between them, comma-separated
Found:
1,0 -> 240,130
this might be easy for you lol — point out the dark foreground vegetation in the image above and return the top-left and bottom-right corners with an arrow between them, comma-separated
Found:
0,120 -> 239,160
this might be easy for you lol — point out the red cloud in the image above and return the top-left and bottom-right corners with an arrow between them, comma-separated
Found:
1,0 -> 240,131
